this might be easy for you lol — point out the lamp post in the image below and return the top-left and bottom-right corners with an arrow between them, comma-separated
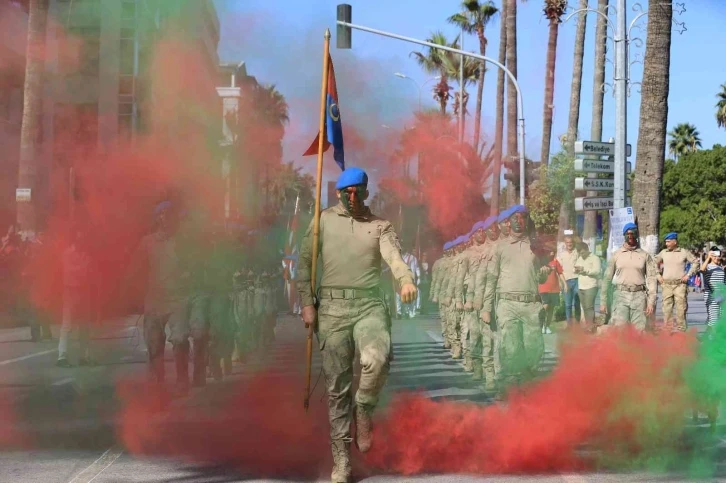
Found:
393,73 -> 441,113
337,10 -> 527,205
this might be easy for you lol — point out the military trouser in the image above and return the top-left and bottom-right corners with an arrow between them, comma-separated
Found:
439,302 -> 447,336
317,297 -> 391,443
446,303 -> 463,354
143,300 -> 192,382
611,288 -> 648,331
209,294 -> 235,366
661,282 -> 687,332
496,298 -> 544,385
470,310 -> 497,374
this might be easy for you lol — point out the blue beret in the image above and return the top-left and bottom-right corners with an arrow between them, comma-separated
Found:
497,208 -> 512,223
622,222 -> 637,235
509,204 -> 528,217
443,241 -> 452,250
154,200 -> 172,217
335,167 -> 368,190
664,232 -> 678,240
483,215 -> 498,230
470,220 -> 487,233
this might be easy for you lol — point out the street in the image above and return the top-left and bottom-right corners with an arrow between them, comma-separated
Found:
0,291 -> 723,482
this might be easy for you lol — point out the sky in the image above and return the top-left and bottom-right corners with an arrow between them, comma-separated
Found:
213,0 -> 726,193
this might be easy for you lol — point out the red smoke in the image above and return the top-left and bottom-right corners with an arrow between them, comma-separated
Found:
116,372 -> 330,478
366,328 -> 699,474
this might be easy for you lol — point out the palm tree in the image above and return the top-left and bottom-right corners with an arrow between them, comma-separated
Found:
17,0 -> 49,236
632,2 -> 673,255
582,0 -> 608,250
491,0 -> 508,215
539,0 -> 567,165
668,123 -> 702,161
448,54 -> 481,137
505,0 -> 520,205
716,83 -> 726,129
447,0 -> 499,150
558,0 -> 588,245
411,32 -> 460,114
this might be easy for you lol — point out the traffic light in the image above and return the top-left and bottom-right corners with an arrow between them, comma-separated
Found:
337,4 -> 352,49
526,160 -> 541,183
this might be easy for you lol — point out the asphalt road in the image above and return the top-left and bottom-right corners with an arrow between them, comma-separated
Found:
0,290 -> 723,483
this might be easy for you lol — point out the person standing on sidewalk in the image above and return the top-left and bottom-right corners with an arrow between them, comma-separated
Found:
574,242 -> 602,331
654,232 -> 698,333
297,168 -> 416,483
557,234 -> 581,327
538,249 -> 565,334
57,226 -> 94,367
699,247 -> 725,332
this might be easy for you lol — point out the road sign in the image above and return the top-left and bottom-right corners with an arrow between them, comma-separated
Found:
575,196 -> 614,211
574,178 -> 631,191
608,207 -> 635,257
15,188 -> 31,203
574,140 -> 631,157
574,158 -> 632,174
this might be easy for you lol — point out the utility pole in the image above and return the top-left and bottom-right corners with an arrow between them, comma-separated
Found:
613,0 -> 627,209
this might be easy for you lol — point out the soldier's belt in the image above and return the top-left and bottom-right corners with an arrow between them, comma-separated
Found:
615,284 -> 646,292
498,292 -> 541,303
319,287 -> 381,300
662,279 -> 684,286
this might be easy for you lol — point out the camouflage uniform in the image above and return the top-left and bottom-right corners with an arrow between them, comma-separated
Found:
472,239 -> 498,386
429,253 -> 449,344
601,245 -> 658,331
297,202 -> 413,447
443,244 -> 466,358
483,233 -> 546,386
232,267 -> 256,356
655,247 -> 698,332
456,241 -> 488,371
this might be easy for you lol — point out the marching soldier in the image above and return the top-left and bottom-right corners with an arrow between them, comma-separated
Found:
600,222 -> 659,331
655,232 -> 698,333
207,232 -> 237,381
429,242 -> 451,345
497,206 -> 513,241
443,235 -> 468,359
483,206 -> 550,390
262,262 -> 280,347
298,167 -> 416,483
471,215 -> 500,389
456,221 -> 490,372
232,265 -> 256,359
436,241 -> 457,349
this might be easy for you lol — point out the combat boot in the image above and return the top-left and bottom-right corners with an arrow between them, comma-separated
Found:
451,344 -> 462,359
472,364 -> 483,381
173,343 -> 190,397
331,440 -> 352,483
354,405 -> 373,453
443,340 -> 451,350
463,355 -> 473,372
192,340 -> 207,388
484,367 -> 496,391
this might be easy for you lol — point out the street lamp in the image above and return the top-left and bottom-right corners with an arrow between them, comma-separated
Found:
393,73 -> 440,112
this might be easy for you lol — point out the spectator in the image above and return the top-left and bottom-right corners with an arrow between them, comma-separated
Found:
700,247 -> 725,333
557,234 -> 581,326
539,249 -> 566,334
57,227 -> 94,367
575,242 -> 602,331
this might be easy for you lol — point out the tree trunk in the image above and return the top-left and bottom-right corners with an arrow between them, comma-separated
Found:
505,0 -> 518,206
540,18 -> 559,165
474,26 -> 487,151
491,0 -> 508,215
632,1 -> 673,255
558,0 -> 588,247
583,0 -> 609,251
17,0 -> 48,236
439,75 -> 448,115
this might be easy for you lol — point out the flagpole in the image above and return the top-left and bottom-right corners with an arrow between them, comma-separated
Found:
304,28 -> 331,412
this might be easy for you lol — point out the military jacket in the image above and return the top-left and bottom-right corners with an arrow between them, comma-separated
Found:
297,203 -> 414,307
655,247 -> 698,280
601,244 -> 658,306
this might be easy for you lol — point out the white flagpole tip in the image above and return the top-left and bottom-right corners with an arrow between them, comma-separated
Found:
324,28 -> 331,39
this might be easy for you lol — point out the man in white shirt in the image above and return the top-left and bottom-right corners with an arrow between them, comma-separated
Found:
575,242 -> 602,330
557,234 -> 581,326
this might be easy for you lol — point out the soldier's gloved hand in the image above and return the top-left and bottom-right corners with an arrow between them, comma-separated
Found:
473,301 -> 482,311
431,296 -> 438,303
455,301 -> 463,310
481,311 -> 491,324
645,304 -> 655,316
400,283 -> 418,304
657,275 -> 664,284
443,297 -> 452,306
301,305 -> 317,329
464,301 -> 473,311
680,275 -> 689,283
599,304 -> 607,315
